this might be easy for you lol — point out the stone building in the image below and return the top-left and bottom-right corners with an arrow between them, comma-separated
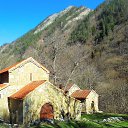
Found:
71,90 -> 99,114
8,81 -> 81,124
0,57 -> 81,124
64,83 -> 80,96
0,57 -> 49,121
64,84 -> 99,114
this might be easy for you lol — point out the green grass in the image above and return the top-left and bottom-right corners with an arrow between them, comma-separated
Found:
37,120 -> 104,128
36,113 -> 128,128
0,124 -> 9,128
34,119 -> 128,128
81,113 -> 128,121
0,113 -> 128,128
105,121 -> 128,128
81,113 -> 128,128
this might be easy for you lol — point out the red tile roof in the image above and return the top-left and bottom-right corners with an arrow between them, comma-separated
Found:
0,61 -> 22,74
9,80 -> 46,99
0,57 -> 49,74
0,84 -> 8,90
71,90 -> 91,99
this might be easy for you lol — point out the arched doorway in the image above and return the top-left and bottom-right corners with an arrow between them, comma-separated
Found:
91,101 -> 95,113
40,103 -> 54,120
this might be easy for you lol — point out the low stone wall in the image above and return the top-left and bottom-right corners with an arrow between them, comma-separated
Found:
0,85 -> 20,122
0,97 -> 9,122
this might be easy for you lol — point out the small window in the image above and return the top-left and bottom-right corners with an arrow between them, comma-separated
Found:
30,73 -> 32,81
80,99 -> 85,103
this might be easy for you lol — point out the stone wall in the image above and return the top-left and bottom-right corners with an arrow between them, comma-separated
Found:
0,59 -> 49,122
9,61 -> 49,88
0,85 -> 20,122
23,81 -> 81,124
8,98 -> 23,124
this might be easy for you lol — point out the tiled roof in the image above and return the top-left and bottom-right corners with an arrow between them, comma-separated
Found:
71,90 -> 91,99
0,84 -> 8,90
9,80 -> 46,99
0,57 -> 49,74
0,61 -> 22,74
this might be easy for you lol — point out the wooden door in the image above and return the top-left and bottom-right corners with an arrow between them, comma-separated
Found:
40,103 -> 54,120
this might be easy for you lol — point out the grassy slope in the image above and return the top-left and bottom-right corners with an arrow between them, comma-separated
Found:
0,113 -> 128,128
0,124 -> 9,128
31,113 -> 128,128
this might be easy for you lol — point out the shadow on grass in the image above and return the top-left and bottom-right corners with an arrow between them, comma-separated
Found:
81,113 -> 128,121
31,113 -> 128,128
37,120 -> 104,128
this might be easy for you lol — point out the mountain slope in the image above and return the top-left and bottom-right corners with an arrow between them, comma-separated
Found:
0,0 -> 128,113
69,0 -> 128,113
0,6 -> 92,84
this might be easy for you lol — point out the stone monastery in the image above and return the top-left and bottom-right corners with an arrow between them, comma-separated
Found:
0,57 -> 99,125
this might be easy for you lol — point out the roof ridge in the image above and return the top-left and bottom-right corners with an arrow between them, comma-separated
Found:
0,84 -> 9,90
0,57 -> 49,74
71,89 -> 91,99
9,80 -> 46,99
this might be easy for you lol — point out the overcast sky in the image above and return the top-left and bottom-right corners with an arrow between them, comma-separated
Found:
0,0 -> 105,46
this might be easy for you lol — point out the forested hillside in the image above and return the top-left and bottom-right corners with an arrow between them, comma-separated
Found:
69,0 -> 128,113
0,0 -> 127,113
